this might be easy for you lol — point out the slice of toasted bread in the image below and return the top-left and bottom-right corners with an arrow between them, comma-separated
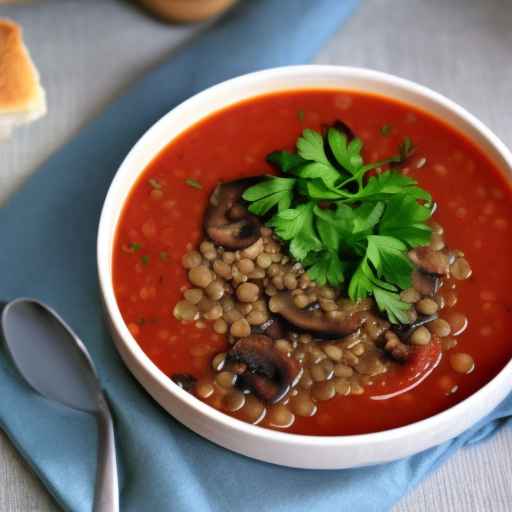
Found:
0,18 -> 46,140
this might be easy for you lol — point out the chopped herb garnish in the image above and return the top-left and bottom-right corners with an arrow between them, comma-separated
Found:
298,110 -> 305,122
141,255 -> 150,266
136,317 -> 146,326
243,126 -> 432,323
380,123 -> 392,136
130,242 -> 141,252
185,178 -> 202,190
148,178 -> 162,190
159,251 -> 168,261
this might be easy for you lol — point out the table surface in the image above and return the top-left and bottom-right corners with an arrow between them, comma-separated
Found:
1,0 -> 511,510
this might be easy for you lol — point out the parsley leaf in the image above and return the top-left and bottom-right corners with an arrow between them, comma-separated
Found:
379,193 -> 433,246
366,235 -> 413,289
242,124 -> 433,323
349,258 -> 411,324
297,129 -> 331,165
373,287 -> 411,324
267,151 -> 306,173
243,176 -> 295,215
328,128 -> 363,175
268,203 -> 321,260
306,250 -> 345,286
354,171 -> 431,202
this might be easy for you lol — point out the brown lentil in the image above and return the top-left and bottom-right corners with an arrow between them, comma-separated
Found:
197,297 -> 216,313
230,318 -> 251,338
223,308 -> 243,324
237,258 -> 255,275
416,298 -> 439,316
428,318 -> 451,337
334,378 -> 351,396
334,364 -> 353,378
289,392 -> 317,417
445,312 -> 468,336
206,280 -> 225,301
241,238 -> 264,259
236,282 -> 260,303
267,405 -> 295,428
450,257 -> 472,280
203,305 -> 223,320
311,381 -> 336,401
213,318 -> 228,334
449,352 -> 475,374
222,251 -> 236,264
240,395 -> 266,424
196,380 -> 214,398
223,390 -> 246,412
216,371 -> 237,389
188,265 -> 213,288
184,288 -> 203,304
410,326 -> 432,346
173,300 -> 199,321
283,273 -> 298,290
182,250 -> 202,269
212,352 -> 226,371
323,345 -> 343,362
400,288 -> 421,304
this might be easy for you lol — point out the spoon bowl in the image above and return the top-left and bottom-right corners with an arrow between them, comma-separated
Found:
1,298 -> 119,512
1,299 -> 102,413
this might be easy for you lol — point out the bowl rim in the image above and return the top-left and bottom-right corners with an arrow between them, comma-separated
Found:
97,64 -> 512,448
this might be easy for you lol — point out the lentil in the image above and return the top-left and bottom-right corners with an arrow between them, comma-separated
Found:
182,251 -> 202,269
449,353 -> 475,374
236,282 -> 260,303
428,318 -> 451,337
188,265 -> 213,288
410,326 -> 432,345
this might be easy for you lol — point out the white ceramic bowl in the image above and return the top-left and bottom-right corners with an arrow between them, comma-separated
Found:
97,65 -> 512,469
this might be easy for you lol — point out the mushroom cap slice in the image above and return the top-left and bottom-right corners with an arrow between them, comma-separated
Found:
269,291 -> 367,339
204,177 -> 262,250
226,335 -> 300,404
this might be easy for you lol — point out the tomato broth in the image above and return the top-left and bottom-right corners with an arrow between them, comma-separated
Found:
113,90 -> 512,435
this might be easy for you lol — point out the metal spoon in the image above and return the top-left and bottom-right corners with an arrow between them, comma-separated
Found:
0,298 -> 119,512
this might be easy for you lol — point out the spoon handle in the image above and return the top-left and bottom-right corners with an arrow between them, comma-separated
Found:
94,394 -> 119,512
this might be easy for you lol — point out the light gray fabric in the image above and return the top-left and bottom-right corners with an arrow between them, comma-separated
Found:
1,0 -> 511,510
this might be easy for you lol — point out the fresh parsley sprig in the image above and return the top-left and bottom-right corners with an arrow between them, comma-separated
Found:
242,125 -> 432,323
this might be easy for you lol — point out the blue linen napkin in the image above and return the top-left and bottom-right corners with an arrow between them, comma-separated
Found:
0,0 -> 511,510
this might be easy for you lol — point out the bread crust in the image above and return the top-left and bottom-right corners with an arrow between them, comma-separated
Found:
0,18 -> 45,115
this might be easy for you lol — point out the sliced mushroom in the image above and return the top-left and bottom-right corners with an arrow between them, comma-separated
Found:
171,373 -> 197,392
204,178 -> 262,250
268,291 -> 366,339
226,335 -> 300,403
409,247 -> 449,276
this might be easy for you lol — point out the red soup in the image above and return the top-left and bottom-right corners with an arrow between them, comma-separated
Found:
113,90 -> 512,436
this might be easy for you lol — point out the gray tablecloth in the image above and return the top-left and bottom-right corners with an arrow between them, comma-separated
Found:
1,0 -> 511,510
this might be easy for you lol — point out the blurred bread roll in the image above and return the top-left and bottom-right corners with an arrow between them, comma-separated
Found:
0,18 -> 46,140
139,0 -> 236,23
